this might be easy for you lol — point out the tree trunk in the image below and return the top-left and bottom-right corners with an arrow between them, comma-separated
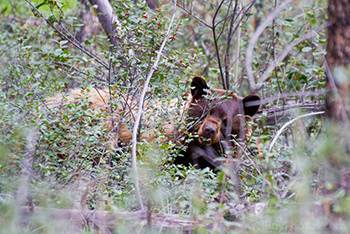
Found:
89,0 -> 122,46
326,0 -> 350,120
322,0 -> 350,222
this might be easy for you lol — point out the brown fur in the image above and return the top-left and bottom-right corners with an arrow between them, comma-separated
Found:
46,76 -> 260,169
177,76 -> 261,169
46,88 -> 179,146
187,76 -> 260,146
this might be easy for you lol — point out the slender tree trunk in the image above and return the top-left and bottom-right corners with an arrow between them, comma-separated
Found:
89,0 -> 121,46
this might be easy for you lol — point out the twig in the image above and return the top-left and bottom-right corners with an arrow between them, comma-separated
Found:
224,0 -> 239,90
261,89 -> 326,105
234,3 -> 242,84
268,111 -> 324,151
231,138 -> 262,176
212,0 -> 227,89
131,0 -> 177,210
176,4 -> 211,28
52,62 -> 107,82
224,1 -> 255,90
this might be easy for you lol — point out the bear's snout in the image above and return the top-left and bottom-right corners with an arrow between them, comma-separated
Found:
202,125 -> 216,138
198,118 -> 221,145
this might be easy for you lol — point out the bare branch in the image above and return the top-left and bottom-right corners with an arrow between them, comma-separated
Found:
52,61 -> 107,82
224,1 -> 255,89
176,4 -> 212,28
261,89 -> 326,105
131,0 -> 178,210
224,0 -> 239,90
268,111 -> 324,151
233,4 -> 242,85
212,0 -> 227,89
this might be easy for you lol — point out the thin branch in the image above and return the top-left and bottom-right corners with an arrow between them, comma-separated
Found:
231,138 -> 262,176
232,2 -> 244,85
52,61 -> 107,82
261,103 -> 325,117
131,0 -> 177,210
215,0 -> 234,42
212,0 -> 227,89
271,0 -> 284,103
214,1 -> 254,30
176,4 -> 212,28
224,1 -> 255,89
259,102 -> 325,126
261,89 -> 326,105
268,111 -> 325,151
224,0 -> 239,90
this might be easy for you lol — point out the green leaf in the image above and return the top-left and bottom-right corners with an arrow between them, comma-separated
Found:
209,68 -> 219,74
59,40 -> 68,45
56,0 -> 63,8
284,18 -> 295,22
302,47 -> 312,52
319,39 -> 327,44
306,12 -> 315,18
84,40 -> 92,45
48,15 -> 57,24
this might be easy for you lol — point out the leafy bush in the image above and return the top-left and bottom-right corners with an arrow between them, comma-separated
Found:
2,0 -> 350,233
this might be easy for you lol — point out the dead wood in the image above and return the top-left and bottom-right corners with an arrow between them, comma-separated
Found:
257,102 -> 325,126
19,206 -> 198,232
15,202 -> 268,232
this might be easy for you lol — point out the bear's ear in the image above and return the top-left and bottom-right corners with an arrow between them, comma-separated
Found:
243,94 -> 261,117
191,76 -> 209,99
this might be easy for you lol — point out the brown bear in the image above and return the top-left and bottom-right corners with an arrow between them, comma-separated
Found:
45,76 -> 260,170
176,76 -> 261,169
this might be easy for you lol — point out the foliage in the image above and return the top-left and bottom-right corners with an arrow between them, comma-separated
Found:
1,0 -> 349,233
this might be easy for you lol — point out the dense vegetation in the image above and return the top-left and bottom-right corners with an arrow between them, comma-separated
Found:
1,0 -> 349,233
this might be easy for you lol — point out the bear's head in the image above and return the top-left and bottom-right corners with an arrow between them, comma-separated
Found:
187,76 -> 261,146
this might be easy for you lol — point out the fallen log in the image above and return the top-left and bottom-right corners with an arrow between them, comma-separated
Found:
16,203 -> 265,233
